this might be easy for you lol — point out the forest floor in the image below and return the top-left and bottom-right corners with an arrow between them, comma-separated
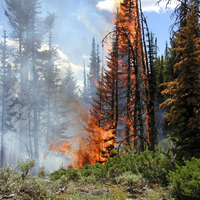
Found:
54,183 -> 170,200
0,177 -> 171,200
53,180 -> 170,200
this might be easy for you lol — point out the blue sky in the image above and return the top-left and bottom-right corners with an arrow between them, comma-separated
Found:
0,0 -> 179,88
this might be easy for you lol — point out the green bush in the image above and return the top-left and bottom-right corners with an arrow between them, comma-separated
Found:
38,166 -> 49,178
51,151 -> 173,186
0,166 -> 21,194
50,162 -> 106,181
79,162 -> 106,178
158,138 -> 170,151
0,165 -> 52,199
50,167 -> 81,181
105,151 -> 173,185
115,171 -> 146,186
167,157 -> 200,200
18,159 -> 35,180
50,168 -> 68,180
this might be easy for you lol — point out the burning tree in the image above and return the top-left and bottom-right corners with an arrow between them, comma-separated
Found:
51,0 -> 158,167
117,0 -> 157,151
89,0 -> 158,159
101,0 -> 157,152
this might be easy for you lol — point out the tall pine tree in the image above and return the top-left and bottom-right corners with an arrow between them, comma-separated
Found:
160,0 -> 200,160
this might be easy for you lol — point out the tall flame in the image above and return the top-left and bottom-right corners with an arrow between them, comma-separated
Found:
50,103 -> 116,168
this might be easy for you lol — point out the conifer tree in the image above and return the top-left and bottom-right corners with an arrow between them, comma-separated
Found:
82,61 -> 88,105
42,12 -> 60,150
160,0 -> 200,160
59,65 -> 79,136
4,0 -> 44,169
0,31 -> 17,167
4,0 -> 30,157
87,38 -> 100,102
92,35 -> 119,159
98,0 -> 157,152
117,0 -> 142,148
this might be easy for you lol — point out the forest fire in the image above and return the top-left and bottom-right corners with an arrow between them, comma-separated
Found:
50,104 -> 117,168
50,0 -> 155,168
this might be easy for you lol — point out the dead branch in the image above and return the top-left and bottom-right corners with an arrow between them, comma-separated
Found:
117,134 -> 150,157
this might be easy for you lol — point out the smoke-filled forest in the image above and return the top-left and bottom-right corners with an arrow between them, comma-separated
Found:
0,0 -> 200,199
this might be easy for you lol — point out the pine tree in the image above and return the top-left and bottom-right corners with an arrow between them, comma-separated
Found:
0,31 -> 17,167
96,0 -> 157,152
160,0 -> 200,160
117,0 -> 150,151
4,0 -> 31,158
59,65 -> 80,137
87,38 -> 100,102
90,32 -> 119,160
41,12 -> 60,151
145,31 -> 157,151
25,0 -> 43,170
4,0 -> 44,169
82,60 -> 88,105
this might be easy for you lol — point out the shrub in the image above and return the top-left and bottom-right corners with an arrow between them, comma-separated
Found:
0,166 -> 21,194
0,165 -> 52,199
115,171 -> 146,187
158,138 -> 170,151
51,151 -> 173,186
38,166 -> 49,178
18,159 -> 35,180
105,151 -> 173,185
167,157 -> 200,200
49,168 -> 68,180
79,162 -> 106,178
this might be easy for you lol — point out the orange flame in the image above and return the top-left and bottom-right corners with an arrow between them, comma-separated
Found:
50,103 -> 117,168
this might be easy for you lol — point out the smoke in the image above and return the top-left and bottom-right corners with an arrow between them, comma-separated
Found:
77,11 -> 102,38
42,152 -> 70,172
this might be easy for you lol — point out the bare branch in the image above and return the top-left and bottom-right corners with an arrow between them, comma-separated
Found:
117,134 -> 150,157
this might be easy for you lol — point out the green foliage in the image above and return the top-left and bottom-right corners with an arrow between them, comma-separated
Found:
167,157 -> 200,200
78,174 -> 97,185
106,151 -> 172,185
18,159 -> 35,180
49,167 -> 68,180
0,152 -> 174,199
49,162 -> 107,182
79,162 -> 106,178
0,165 -> 52,199
38,165 -> 49,178
158,138 -> 170,151
0,166 -> 21,194
50,151 -> 173,187
160,0 -> 200,162
51,175 -> 69,193
115,171 -> 146,187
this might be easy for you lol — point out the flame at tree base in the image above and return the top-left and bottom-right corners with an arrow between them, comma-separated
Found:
50,104 -> 117,168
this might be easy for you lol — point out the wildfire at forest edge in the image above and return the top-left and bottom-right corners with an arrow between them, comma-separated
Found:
50,103 -> 117,168
50,0 -> 153,168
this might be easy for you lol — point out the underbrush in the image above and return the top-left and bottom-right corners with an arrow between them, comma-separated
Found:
167,157 -> 200,200
50,150 -> 173,186
1,149 -> 199,199
0,159 -> 67,199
